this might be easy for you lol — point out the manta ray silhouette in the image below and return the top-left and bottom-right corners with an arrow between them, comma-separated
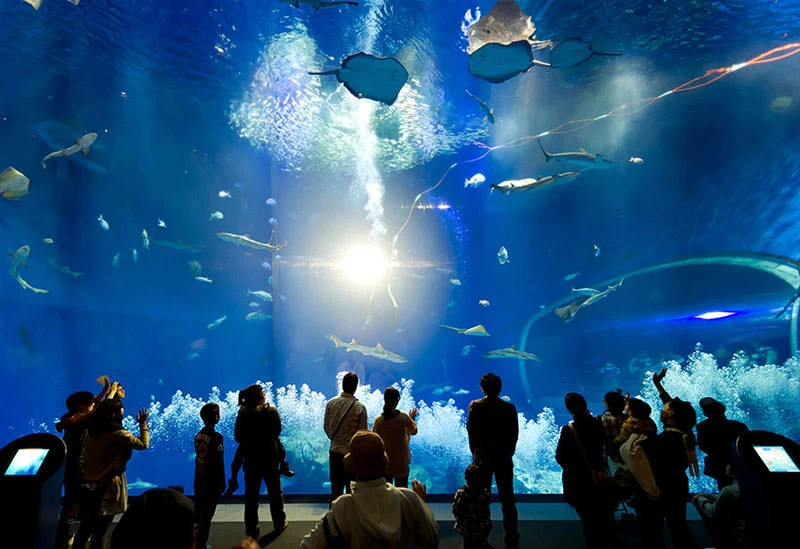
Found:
308,52 -> 409,105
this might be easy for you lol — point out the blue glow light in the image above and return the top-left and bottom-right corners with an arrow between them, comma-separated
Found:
694,311 -> 737,320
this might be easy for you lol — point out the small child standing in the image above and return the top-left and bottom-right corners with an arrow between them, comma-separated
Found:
452,463 -> 493,549
194,403 -> 226,549
614,397 -> 657,445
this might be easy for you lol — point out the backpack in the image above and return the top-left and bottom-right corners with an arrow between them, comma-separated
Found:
619,433 -> 659,500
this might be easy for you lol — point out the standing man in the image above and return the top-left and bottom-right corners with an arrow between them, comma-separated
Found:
467,373 -> 520,548
324,372 -> 368,505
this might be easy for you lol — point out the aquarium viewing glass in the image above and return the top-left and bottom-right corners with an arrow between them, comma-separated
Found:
1,0 -> 800,495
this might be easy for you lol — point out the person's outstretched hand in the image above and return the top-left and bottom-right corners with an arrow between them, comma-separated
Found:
136,408 -> 149,423
411,479 -> 427,502
409,407 -> 418,420
653,368 -> 667,384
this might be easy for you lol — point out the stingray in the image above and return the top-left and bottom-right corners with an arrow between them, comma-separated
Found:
439,324 -> 491,337
469,40 -> 549,83
308,52 -> 409,106
549,38 -> 621,68
467,0 -> 537,55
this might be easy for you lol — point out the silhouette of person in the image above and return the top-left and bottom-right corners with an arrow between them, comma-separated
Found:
324,372 -> 367,505
372,386 -> 418,488
697,397 -> 749,490
466,373 -> 520,548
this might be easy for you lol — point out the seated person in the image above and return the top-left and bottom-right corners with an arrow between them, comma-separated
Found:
692,465 -> 746,549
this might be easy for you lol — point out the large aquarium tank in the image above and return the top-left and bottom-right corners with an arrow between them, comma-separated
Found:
2,0 -> 800,496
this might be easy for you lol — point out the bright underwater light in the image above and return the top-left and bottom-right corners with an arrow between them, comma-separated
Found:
694,311 -> 738,320
338,246 -> 389,285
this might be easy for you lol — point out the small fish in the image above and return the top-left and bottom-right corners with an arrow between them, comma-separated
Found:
248,302 -> 261,308
112,252 -> 120,268
218,190 -> 231,198
497,246 -> 510,265
98,214 -> 109,231
207,315 -> 227,330
261,261 -> 272,272
195,276 -> 213,283
245,311 -> 271,321
0,167 -> 30,200
131,248 -> 138,263
42,238 -> 54,245
593,244 -> 601,257
141,229 -> 150,250
266,198 -> 277,206
186,352 -> 200,361
464,173 -> 486,188
629,156 -> 645,164
248,289 -> 273,302
461,344 -> 476,356
269,217 -> 278,227
478,299 -> 490,307
157,218 -> 167,228
452,388 -> 470,395
209,211 -> 224,221
563,272 -> 580,281
450,278 -> 462,286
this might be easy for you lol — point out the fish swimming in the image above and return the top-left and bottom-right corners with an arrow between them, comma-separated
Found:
218,190 -> 231,198
152,240 -> 204,254
127,478 -> 158,491
465,89 -> 495,123
461,344 -> 477,356
0,167 -> 30,200
157,219 -> 167,228
478,299 -> 490,307
141,229 -> 150,250
216,232 -> 287,252
490,171 -> 581,194
281,0 -> 358,8
247,289 -> 273,302
210,211 -> 224,221
537,139 -> 615,170
131,248 -> 138,263
112,253 -> 120,268
49,259 -> 83,278
497,246 -> 510,265
439,324 -> 491,337
245,311 -> 271,321
629,156 -> 645,164
464,173 -> 486,188
556,279 -> 624,322
329,335 -> 408,363
9,246 -> 50,294
195,276 -> 213,284
207,315 -> 227,330
483,345 -> 540,361
41,132 -> 97,168
98,214 -> 109,231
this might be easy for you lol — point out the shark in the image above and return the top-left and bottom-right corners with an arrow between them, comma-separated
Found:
282,0 -> 358,9
483,345 -> 540,361
216,232 -> 287,252
8,245 -> 50,294
439,324 -> 491,337
330,335 -> 408,363
41,132 -> 98,168
490,171 -> 582,194
49,259 -> 83,278
152,240 -> 204,254
465,89 -> 495,124
537,139 -> 615,170
555,278 -> 624,322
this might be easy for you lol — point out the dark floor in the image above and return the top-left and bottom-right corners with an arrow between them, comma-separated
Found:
189,502 -> 713,548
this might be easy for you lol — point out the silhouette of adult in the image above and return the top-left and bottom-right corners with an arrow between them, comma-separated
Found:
110,487 -> 195,549
233,384 -> 287,539
466,373 -> 520,548
556,392 -> 619,549
697,397 -> 749,490
72,399 -> 150,549
372,386 -> 418,488
324,372 -> 367,505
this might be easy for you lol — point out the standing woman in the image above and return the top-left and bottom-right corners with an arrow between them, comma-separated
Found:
73,398 -> 150,549
372,386 -> 418,488
556,392 -> 619,549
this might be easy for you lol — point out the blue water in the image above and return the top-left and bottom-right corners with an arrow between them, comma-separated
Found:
1,0 -> 800,495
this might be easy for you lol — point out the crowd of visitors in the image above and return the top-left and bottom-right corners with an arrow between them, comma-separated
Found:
53,369 -> 753,549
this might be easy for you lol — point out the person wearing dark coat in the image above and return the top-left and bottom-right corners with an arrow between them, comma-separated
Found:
556,392 -> 619,549
697,397 -> 749,490
466,373 -> 520,548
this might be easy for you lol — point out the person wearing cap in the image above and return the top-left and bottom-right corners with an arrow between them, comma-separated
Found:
298,430 -> 439,548
697,397 -> 749,490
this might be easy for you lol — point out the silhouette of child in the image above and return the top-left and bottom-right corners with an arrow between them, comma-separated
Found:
452,463 -> 493,549
614,397 -> 657,445
194,403 -> 225,548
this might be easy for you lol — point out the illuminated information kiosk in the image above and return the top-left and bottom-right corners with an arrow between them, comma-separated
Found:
0,433 -> 66,549
734,430 -> 800,548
